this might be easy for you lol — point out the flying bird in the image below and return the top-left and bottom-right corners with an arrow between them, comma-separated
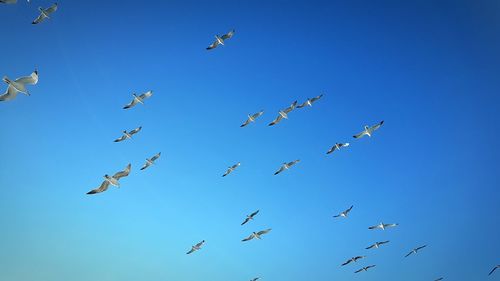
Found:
241,110 -> 264,127
86,164 -> 131,195
488,265 -> 499,276
242,229 -> 272,242
353,121 -> 384,139
141,152 -> 161,170
297,94 -> 323,108
366,241 -> 390,250
32,3 -> 57,24
222,162 -> 240,177
354,265 -> 376,273
206,29 -> 235,50
268,101 -> 298,126
274,159 -> 300,175
241,210 -> 259,226
1,69 -> 38,101
123,90 -> 153,109
326,142 -> 350,154
114,126 -> 142,142
0,0 -> 17,4
405,245 -> 427,257
341,256 -> 366,266
333,205 -> 353,218
186,240 -> 205,254
368,222 -> 398,230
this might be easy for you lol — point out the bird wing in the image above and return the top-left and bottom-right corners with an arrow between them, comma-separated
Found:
45,3 -> 58,15
341,142 -> 350,147
240,118 -> 251,127
32,13 -> 47,24
139,90 -> 153,100
186,248 -> 195,254
220,29 -> 235,40
368,120 -> 384,132
274,165 -> 285,175
354,268 -> 363,273
489,267 -> 498,275
241,217 -> 250,225
151,152 -> 161,161
231,163 -> 240,169
268,114 -> 283,126
257,229 -> 271,235
140,162 -> 151,170
113,164 -> 131,180
113,135 -> 127,142
346,205 -> 353,213
250,210 -> 259,217
353,130 -> 367,139
0,0 -> 18,4
283,100 -> 298,113
194,240 -> 205,248
222,168 -> 231,177
310,94 -> 323,103
296,100 -> 309,108
366,244 -> 375,249
206,40 -> 220,50
242,234 -> 254,241
15,70 -> 38,85
386,223 -> 398,228
0,85 -> 19,101
367,265 -> 376,269
251,111 -> 264,119
368,225 -> 379,230
123,98 -> 139,109
405,251 -> 413,258
341,260 -> 351,266
380,240 -> 390,244
326,146 -> 335,154
288,159 -> 300,166
87,180 -> 110,195
129,126 -> 142,135
416,245 -> 427,251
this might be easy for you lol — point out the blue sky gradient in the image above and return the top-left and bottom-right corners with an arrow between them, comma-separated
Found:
0,1 -> 499,280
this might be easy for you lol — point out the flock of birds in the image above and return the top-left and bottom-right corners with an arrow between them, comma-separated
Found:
1,2 -> 498,280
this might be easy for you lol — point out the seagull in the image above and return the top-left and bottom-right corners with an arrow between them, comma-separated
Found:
1,69 -> 38,101
326,142 -> 350,154
368,222 -> 398,230
140,152 -> 161,170
186,240 -> 205,254
222,162 -> 240,177
333,205 -> 353,218
405,245 -> 427,257
297,94 -> 323,108
241,210 -> 259,226
241,110 -> 264,127
206,29 -> 235,50
354,265 -> 376,273
341,256 -> 366,266
242,229 -> 272,242
274,159 -> 300,175
268,101 -> 298,126
366,241 -> 390,250
123,90 -> 153,109
250,278 -> 260,281
32,3 -> 57,24
86,164 -> 131,195
113,126 -> 142,142
0,0 -> 17,4
488,265 -> 499,275
353,121 -> 384,139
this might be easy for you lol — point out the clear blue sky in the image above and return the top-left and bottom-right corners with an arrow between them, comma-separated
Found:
0,0 -> 499,280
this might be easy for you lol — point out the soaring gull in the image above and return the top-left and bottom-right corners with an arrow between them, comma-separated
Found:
341,256 -> 366,266
333,205 -> 353,218
1,69 -> 38,101
114,126 -> 142,142
141,152 -> 161,170
241,110 -> 264,127
186,240 -> 205,254
241,210 -> 259,226
368,222 -> 398,230
123,90 -> 153,109
206,29 -> 235,50
222,162 -> 240,177
326,142 -> 350,154
297,94 -> 323,108
274,159 -> 300,175
268,101 -> 298,126
353,121 -> 384,139
366,240 -> 390,250
86,164 -> 131,195
405,245 -> 427,257
32,3 -> 57,24
354,265 -> 376,273
242,229 -> 272,242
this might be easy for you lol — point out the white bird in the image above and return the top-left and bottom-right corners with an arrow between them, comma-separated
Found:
123,90 -> 153,109
368,222 -> 398,230
222,162 -> 240,177
0,0 -> 17,4
333,205 -> 353,218
341,255 -> 366,266
326,142 -> 350,154
268,101 -> 297,126
405,245 -> 427,257
365,240 -> 390,250
489,265 -> 500,276
206,29 -> 235,50
353,121 -> 384,139
274,159 -> 300,175
1,70 -> 38,102
354,265 -> 376,273
114,126 -> 142,142
186,240 -> 205,254
141,152 -> 161,170
297,94 -> 323,108
241,210 -> 259,226
242,229 -> 272,242
241,110 -> 264,127
86,164 -> 131,195
32,3 -> 57,24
